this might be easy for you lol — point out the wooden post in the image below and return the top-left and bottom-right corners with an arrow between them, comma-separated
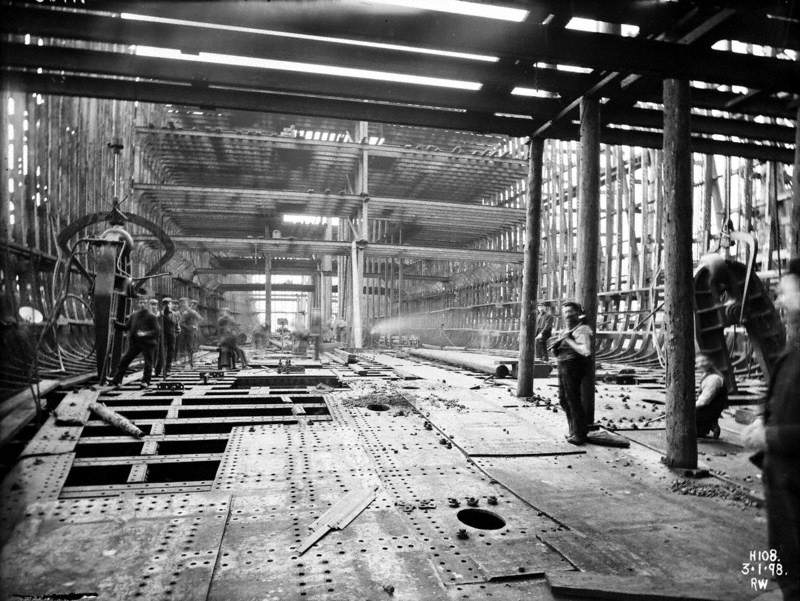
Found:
640,148 -> 650,289
626,147 -> 639,289
1,89 -> 10,241
662,78 -> 697,469
615,147 -> 625,288
604,146 -> 614,291
792,105 -> 800,258
351,121 -> 369,347
576,96 -> 600,424
517,137 -> 544,398
264,253 -> 272,332
653,150 -> 664,275
743,159 -> 753,234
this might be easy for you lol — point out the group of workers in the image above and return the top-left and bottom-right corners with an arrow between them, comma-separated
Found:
541,261 -> 799,599
109,294 -> 203,386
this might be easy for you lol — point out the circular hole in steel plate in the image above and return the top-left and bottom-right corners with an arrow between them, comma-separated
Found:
367,403 -> 390,412
456,508 -> 506,530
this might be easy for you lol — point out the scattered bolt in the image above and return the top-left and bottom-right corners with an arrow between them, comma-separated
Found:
448,498 -> 460,508
383,584 -> 395,596
487,496 -> 498,505
423,421 -> 432,430
466,497 -> 478,507
457,529 -> 469,540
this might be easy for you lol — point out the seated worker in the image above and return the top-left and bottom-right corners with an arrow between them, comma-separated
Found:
695,353 -> 727,439
110,294 -> 160,387
217,307 -> 248,368
252,322 -> 269,348
548,301 -> 593,445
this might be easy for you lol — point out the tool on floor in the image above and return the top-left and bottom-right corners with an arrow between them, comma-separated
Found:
298,484 -> 379,555
89,401 -> 144,438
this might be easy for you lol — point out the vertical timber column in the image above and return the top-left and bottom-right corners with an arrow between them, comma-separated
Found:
604,146 -> 614,290
516,137 -> 544,398
1,88 -> 10,240
662,78 -> 697,468
264,253 -> 272,332
351,121 -> 369,348
792,104 -> 800,258
321,220 -> 333,326
576,96 -> 600,423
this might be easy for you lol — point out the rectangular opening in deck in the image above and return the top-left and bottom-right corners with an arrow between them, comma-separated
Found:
74,441 -> 144,458
233,374 -> 343,389
164,421 -> 291,435
100,398 -> 174,407
64,464 -> 132,486
81,424 -> 152,437
157,439 -> 229,454
116,409 -> 169,420
290,395 -> 324,404
143,391 -> 183,397
178,407 -> 293,418
146,460 -> 220,482
181,396 -> 286,405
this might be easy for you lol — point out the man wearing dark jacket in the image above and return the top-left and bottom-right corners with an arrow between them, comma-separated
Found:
155,297 -> 180,377
745,258 -> 800,600
110,295 -> 160,386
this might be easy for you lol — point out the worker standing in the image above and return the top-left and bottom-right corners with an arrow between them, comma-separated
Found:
155,297 -> 180,378
178,297 -> 202,367
110,294 -> 160,387
744,258 -> 800,600
535,303 -> 555,361
149,297 -> 163,375
548,301 -> 593,445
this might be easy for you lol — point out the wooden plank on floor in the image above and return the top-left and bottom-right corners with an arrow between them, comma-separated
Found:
0,380 -> 59,448
54,389 -> 99,425
546,571 -> 752,601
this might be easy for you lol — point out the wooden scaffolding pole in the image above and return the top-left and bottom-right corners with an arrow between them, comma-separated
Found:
604,146 -> 614,291
576,96 -> 600,424
517,137 -> 544,398
662,78 -> 697,469
615,147 -> 625,288
792,105 -> 800,258
264,252 -> 272,332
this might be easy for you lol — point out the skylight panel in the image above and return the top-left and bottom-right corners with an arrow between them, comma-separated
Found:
367,0 -> 528,22
121,12 -> 498,62
133,46 -> 483,90
566,17 -> 639,37
510,87 -> 560,99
